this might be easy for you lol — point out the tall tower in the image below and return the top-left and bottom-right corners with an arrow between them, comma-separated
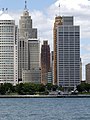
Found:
41,40 -> 50,85
19,1 -> 37,39
80,58 -> 82,81
28,38 -> 40,70
0,10 -> 18,85
57,16 -> 80,91
18,1 -> 37,80
53,16 -> 63,85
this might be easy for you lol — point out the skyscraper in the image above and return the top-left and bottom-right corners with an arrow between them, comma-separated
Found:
22,38 -> 40,84
18,1 -> 37,80
41,40 -> 50,85
0,10 -> 18,85
53,16 -> 63,85
28,38 -> 40,70
80,58 -> 82,81
56,16 -> 80,91
86,63 -> 90,84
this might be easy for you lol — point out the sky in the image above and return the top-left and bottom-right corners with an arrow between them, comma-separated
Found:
0,0 -> 90,80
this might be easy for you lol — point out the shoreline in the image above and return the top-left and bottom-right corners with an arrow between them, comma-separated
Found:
0,94 -> 90,98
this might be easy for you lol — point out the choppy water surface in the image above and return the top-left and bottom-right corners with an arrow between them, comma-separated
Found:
0,98 -> 90,120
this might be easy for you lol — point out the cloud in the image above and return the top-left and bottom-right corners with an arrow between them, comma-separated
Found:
81,45 -> 90,52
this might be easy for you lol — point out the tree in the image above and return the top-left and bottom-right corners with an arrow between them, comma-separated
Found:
0,84 -> 6,95
46,83 -> 53,91
15,83 -> 25,95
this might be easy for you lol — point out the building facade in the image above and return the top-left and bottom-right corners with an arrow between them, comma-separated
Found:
47,70 -> 53,84
57,16 -> 80,91
0,11 -> 18,85
41,41 -> 50,85
86,63 -> 90,84
28,39 -> 40,70
80,58 -> 82,81
18,3 -> 37,80
22,68 -> 41,84
53,16 -> 63,85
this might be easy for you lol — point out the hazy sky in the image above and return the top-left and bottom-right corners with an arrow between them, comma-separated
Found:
0,0 -> 90,80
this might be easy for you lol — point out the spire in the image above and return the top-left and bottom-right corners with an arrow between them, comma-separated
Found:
24,0 -> 27,10
59,3 -> 60,16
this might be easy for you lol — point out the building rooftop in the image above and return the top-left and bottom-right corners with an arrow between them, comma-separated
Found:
0,12 -> 14,20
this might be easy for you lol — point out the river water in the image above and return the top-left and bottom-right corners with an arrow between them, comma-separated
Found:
0,98 -> 90,120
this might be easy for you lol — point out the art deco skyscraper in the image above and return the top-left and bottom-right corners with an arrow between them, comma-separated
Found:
57,16 -> 80,91
19,2 -> 37,39
18,1 -> 37,80
41,41 -> 50,85
0,10 -> 18,85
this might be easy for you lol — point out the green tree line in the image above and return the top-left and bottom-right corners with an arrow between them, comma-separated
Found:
0,83 -> 59,95
77,83 -> 90,93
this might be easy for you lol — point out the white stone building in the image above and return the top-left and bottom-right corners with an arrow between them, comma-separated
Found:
0,11 -> 18,85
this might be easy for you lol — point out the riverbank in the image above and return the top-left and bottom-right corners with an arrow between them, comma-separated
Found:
0,94 -> 90,98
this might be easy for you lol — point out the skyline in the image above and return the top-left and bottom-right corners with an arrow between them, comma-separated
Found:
0,0 -> 90,80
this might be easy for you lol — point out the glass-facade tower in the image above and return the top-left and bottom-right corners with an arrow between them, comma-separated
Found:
57,16 -> 80,91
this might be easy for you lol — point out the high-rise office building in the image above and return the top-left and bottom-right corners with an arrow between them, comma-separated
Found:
53,16 -> 63,85
41,41 -> 50,85
0,10 -> 18,85
18,1 -> 37,80
56,16 -> 80,91
28,38 -> 40,69
80,58 -> 82,81
86,63 -> 90,84
50,51 -> 54,84
22,38 -> 40,83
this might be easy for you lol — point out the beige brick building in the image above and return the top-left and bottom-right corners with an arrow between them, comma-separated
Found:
86,63 -> 90,84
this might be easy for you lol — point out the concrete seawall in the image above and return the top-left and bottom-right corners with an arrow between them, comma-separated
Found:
0,95 -> 90,98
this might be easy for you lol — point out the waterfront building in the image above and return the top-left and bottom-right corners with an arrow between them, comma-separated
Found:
53,16 -> 63,85
86,63 -> 90,84
80,58 -> 82,81
50,51 -> 54,68
47,70 -> 53,84
56,16 -> 80,91
22,68 -> 41,83
18,1 -> 37,80
50,51 -> 54,84
41,40 -> 50,85
28,38 -> 40,70
0,10 -> 18,85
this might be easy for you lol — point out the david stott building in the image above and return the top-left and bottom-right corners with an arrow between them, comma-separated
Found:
0,10 -> 18,85
18,1 -> 37,80
54,16 -> 80,91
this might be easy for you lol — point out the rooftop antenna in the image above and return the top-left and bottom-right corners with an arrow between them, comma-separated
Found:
59,3 -> 60,16
2,8 -> 4,12
25,0 -> 27,10
6,8 -> 8,13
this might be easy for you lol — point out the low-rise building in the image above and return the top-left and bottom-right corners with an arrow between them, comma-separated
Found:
22,68 -> 41,84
